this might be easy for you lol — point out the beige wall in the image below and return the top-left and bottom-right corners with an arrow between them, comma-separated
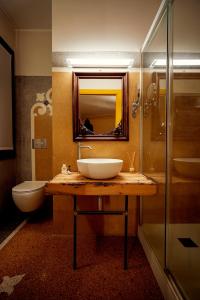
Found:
15,30 -> 51,76
52,71 -> 140,235
0,9 -> 15,49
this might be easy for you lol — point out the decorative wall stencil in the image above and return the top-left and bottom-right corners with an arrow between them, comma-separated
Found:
0,274 -> 25,295
31,88 -> 52,180
33,88 -> 52,116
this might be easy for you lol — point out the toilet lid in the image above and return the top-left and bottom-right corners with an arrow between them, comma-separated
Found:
12,181 -> 47,192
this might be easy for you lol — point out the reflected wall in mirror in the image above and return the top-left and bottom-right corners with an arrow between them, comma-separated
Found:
73,72 -> 128,141
151,72 -> 200,140
0,37 -> 15,159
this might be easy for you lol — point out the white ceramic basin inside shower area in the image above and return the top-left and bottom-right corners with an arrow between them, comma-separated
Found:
77,158 -> 123,179
173,158 -> 200,179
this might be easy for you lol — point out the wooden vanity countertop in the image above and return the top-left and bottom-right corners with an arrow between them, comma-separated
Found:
45,172 -> 157,196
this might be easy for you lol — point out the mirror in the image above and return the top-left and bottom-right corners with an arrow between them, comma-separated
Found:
73,72 -> 128,140
151,72 -> 200,140
0,37 -> 15,159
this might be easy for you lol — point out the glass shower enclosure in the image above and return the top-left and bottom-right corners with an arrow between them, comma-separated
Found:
140,0 -> 200,299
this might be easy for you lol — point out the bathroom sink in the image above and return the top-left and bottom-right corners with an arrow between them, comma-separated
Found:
77,158 -> 123,179
173,158 -> 200,179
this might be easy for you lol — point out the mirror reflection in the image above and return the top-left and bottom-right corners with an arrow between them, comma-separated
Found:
150,72 -> 200,140
79,78 -> 122,135
79,94 -> 116,134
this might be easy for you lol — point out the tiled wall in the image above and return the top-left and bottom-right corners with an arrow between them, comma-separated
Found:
15,76 -> 52,183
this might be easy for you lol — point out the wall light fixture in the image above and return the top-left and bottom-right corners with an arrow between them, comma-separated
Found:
66,57 -> 134,68
150,59 -> 200,67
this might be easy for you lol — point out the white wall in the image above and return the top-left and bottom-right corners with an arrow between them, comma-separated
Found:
15,30 -> 51,76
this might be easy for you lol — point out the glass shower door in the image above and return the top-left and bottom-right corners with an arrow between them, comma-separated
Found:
141,8 -> 168,268
166,0 -> 200,299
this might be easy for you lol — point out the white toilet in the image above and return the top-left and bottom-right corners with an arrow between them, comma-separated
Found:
12,181 -> 47,212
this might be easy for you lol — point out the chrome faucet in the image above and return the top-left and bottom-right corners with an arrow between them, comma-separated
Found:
77,142 -> 94,159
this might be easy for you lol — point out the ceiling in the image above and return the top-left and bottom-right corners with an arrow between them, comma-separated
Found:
52,0 -> 161,52
0,0 -> 161,52
2,0 -> 199,67
2,0 -> 199,55
0,0 -> 51,29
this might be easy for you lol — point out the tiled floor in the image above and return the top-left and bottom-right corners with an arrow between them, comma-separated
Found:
0,215 -> 164,300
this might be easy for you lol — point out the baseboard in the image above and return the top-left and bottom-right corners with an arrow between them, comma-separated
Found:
138,226 -> 183,300
0,219 -> 28,251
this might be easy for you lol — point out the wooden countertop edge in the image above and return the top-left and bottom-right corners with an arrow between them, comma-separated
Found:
45,172 -> 157,196
44,185 -> 157,196
46,172 -> 157,184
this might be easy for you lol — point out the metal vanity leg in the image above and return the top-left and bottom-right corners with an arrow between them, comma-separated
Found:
136,195 -> 141,227
124,195 -> 128,270
73,195 -> 77,270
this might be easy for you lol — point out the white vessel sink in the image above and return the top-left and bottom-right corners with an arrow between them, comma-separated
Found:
173,158 -> 200,179
77,158 -> 123,179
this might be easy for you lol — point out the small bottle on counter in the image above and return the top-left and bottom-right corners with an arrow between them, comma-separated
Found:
61,164 -> 67,174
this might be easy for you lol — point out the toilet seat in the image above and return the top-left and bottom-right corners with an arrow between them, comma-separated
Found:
12,181 -> 47,212
12,181 -> 47,193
